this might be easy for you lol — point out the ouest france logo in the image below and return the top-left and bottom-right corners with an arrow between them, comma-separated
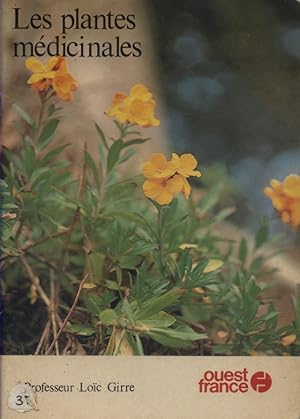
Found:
198,369 -> 272,394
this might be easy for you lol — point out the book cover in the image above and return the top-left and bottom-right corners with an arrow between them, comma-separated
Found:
1,0 -> 300,418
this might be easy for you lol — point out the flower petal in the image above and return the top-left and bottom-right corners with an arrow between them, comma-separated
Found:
155,189 -> 174,205
143,179 -> 161,199
290,201 -> 300,228
203,259 -> 224,273
181,176 -> 192,199
150,153 -> 167,169
179,154 -> 201,177
283,174 -> 300,198
165,175 -> 183,195
180,154 -> 198,170
25,57 -> 44,72
130,84 -> 152,100
44,56 -> 60,72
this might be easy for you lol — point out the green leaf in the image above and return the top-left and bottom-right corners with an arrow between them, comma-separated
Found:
213,344 -> 233,354
106,211 -> 156,239
146,325 -> 206,348
239,237 -> 248,262
37,119 -> 60,151
258,310 -> 279,322
134,333 -> 144,355
0,246 -> 23,256
292,292 -> 300,335
100,309 -> 118,326
40,144 -> 70,165
13,103 -> 35,128
118,148 -> 137,164
198,183 -> 223,214
250,256 -> 264,274
1,221 -> 13,242
87,252 -> 105,285
215,207 -> 236,222
85,294 -> 103,316
107,139 -> 123,172
68,324 -> 96,336
48,104 -> 63,116
30,167 -> 51,188
135,288 -> 182,320
136,311 -> 176,330
105,280 -> 120,291
0,180 -> 8,189
255,221 -> 269,249
123,138 -> 150,148
94,121 -> 108,150
122,299 -> 135,326
23,136 -> 37,177
85,151 -> 100,191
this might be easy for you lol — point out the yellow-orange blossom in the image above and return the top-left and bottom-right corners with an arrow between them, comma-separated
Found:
25,56 -> 78,101
106,84 -> 160,128
143,153 -> 201,205
264,174 -> 300,228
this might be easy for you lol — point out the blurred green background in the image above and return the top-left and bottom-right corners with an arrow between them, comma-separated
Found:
148,0 -> 300,236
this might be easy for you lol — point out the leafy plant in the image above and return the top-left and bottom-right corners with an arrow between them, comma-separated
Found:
1,57 -> 299,356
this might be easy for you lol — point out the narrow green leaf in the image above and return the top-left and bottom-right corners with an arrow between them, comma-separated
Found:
146,325 -> 206,349
255,221 -> 269,249
13,103 -> 35,128
250,256 -> 264,274
122,299 -> 135,326
94,121 -> 108,150
258,310 -> 279,322
30,167 -> 50,188
136,312 -> 176,330
134,333 -> 144,355
23,136 -> 37,177
107,139 -> 123,172
68,324 -> 96,336
123,138 -> 150,148
37,119 -> 60,151
239,237 -> 248,262
40,144 -> 70,164
105,280 -> 120,291
198,184 -> 223,214
85,150 -> 100,191
118,148 -> 137,164
213,344 -> 233,354
135,288 -> 182,320
85,294 -> 103,316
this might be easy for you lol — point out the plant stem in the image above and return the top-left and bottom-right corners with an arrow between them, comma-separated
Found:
34,321 -> 50,355
113,329 -> 126,356
46,273 -> 88,355
157,206 -> 165,276
34,95 -> 46,144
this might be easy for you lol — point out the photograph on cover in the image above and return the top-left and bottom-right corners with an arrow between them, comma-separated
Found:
1,0 -> 300,356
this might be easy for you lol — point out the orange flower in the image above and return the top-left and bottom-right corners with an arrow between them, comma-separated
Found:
170,153 -> 201,178
107,84 -> 160,127
25,56 -> 78,101
264,174 -> 300,228
142,153 -> 176,179
142,152 -> 201,205
52,58 -> 78,101
143,175 -> 185,205
25,56 -> 59,88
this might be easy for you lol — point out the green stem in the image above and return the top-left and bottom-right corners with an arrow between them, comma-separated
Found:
34,95 -> 46,144
157,206 -> 165,276
135,332 -> 144,355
